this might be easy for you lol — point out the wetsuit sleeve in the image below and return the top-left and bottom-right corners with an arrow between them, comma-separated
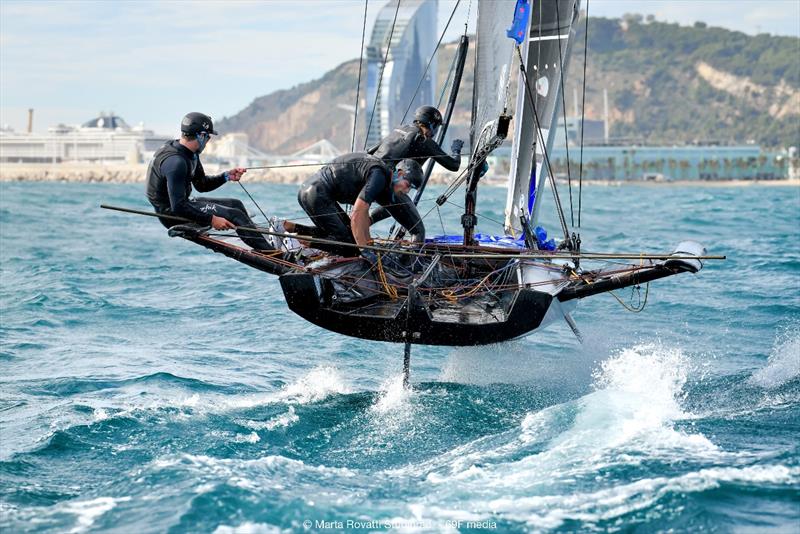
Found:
162,155 -> 213,225
358,167 -> 390,204
418,137 -> 461,172
369,205 -> 392,225
191,159 -> 227,192
379,192 -> 425,242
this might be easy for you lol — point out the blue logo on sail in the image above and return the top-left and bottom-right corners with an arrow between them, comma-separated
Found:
506,0 -> 531,44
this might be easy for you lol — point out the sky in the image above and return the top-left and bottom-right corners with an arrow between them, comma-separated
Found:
1,0 -> 798,136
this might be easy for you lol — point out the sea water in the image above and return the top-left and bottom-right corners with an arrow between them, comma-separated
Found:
0,181 -> 798,532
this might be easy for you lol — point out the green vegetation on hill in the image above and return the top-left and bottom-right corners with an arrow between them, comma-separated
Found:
567,16 -> 799,147
219,16 -> 799,153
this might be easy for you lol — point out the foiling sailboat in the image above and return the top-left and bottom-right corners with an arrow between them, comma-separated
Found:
104,0 -> 721,380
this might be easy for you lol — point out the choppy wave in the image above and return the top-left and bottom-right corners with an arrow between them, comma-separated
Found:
1,182 -> 799,532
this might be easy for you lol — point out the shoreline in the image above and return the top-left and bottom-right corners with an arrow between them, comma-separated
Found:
0,163 -> 797,187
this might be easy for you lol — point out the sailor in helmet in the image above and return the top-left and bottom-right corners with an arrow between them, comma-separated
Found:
367,105 -> 464,226
369,105 -> 463,172
286,154 -> 425,258
145,112 -> 273,251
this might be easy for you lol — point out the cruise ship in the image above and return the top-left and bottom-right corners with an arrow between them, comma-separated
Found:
0,112 -> 170,164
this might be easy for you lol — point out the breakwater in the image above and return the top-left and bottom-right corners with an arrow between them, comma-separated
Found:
0,163 -> 454,185
1,163 -> 796,187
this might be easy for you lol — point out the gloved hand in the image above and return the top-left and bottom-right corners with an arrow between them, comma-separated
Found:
361,249 -> 378,265
450,139 -> 464,154
225,167 -> 246,181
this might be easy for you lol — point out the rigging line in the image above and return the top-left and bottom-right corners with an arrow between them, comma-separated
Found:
555,0 -> 575,228
237,180 -> 289,253
237,181 -> 269,222
243,153 -> 460,171
436,206 -> 462,284
578,0 -> 589,229
464,0 -> 473,35
363,0 -> 402,151
274,198 -> 437,227
443,199 -> 507,229
351,0 -> 369,152
437,44 -> 459,108
400,0 -> 461,125
609,281 -> 649,313
103,202 -> 726,260
515,46 -> 571,244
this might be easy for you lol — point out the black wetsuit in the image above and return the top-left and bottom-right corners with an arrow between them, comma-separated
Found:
368,123 -> 461,226
295,152 -> 425,256
369,124 -> 461,172
145,140 -> 271,250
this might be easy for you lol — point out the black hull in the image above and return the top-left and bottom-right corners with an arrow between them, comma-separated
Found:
169,230 -> 707,347
279,272 -> 554,346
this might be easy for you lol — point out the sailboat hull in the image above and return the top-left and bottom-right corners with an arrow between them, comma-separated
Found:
279,272 -> 555,346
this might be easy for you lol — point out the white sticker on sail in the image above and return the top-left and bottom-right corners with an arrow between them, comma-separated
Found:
536,76 -> 549,97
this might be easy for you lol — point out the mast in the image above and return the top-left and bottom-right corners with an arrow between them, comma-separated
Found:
414,35 -> 469,206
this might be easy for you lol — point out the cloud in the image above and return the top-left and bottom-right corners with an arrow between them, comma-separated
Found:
589,0 -> 799,37
1,0 -> 797,134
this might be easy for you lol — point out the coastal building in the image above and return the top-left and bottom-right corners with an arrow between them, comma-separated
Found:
202,132 -> 277,168
486,143 -> 791,181
548,144 -> 789,181
364,0 -> 437,148
0,113 -> 169,164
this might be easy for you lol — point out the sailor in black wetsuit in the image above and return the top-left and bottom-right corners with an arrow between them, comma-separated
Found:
145,112 -> 272,251
368,105 -> 464,226
369,105 -> 463,172
289,153 -> 424,257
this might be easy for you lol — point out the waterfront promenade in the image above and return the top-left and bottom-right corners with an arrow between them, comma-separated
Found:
1,162 -> 797,186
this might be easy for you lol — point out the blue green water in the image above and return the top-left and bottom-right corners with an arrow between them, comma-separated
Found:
1,181 -> 799,532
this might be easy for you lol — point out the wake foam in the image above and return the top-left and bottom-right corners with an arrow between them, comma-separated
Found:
371,374 -> 411,414
749,325 -> 800,389
60,496 -> 131,533
221,366 -> 352,410
273,366 -> 352,404
552,342 -> 715,457
394,342 -> 731,529
422,464 -> 800,530
213,523 -> 284,534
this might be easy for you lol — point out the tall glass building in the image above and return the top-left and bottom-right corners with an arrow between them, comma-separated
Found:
364,0 -> 437,148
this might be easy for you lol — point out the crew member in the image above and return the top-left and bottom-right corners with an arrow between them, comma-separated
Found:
368,105 -> 463,226
145,112 -> 272,251
289,154 -> 425,257
369,105 -> 463,172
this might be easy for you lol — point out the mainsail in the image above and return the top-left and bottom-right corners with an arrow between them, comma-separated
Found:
504,0 -> 582,236
469,0 -> 518,162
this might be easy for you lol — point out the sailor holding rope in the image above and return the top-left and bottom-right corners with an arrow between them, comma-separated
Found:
145,112 -> 273,251
285,154 -> 425,259
368,105 -> 464,226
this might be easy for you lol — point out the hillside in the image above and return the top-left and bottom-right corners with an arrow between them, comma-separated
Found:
218,16 -> 800,153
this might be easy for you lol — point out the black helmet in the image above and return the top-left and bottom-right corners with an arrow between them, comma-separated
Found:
181,112 -> 218,136
396,159 -> 423,189
413,105 -> 443,130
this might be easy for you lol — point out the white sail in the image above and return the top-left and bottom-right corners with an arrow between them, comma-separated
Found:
504,0 -> 582,236
470,0 -> 517,158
